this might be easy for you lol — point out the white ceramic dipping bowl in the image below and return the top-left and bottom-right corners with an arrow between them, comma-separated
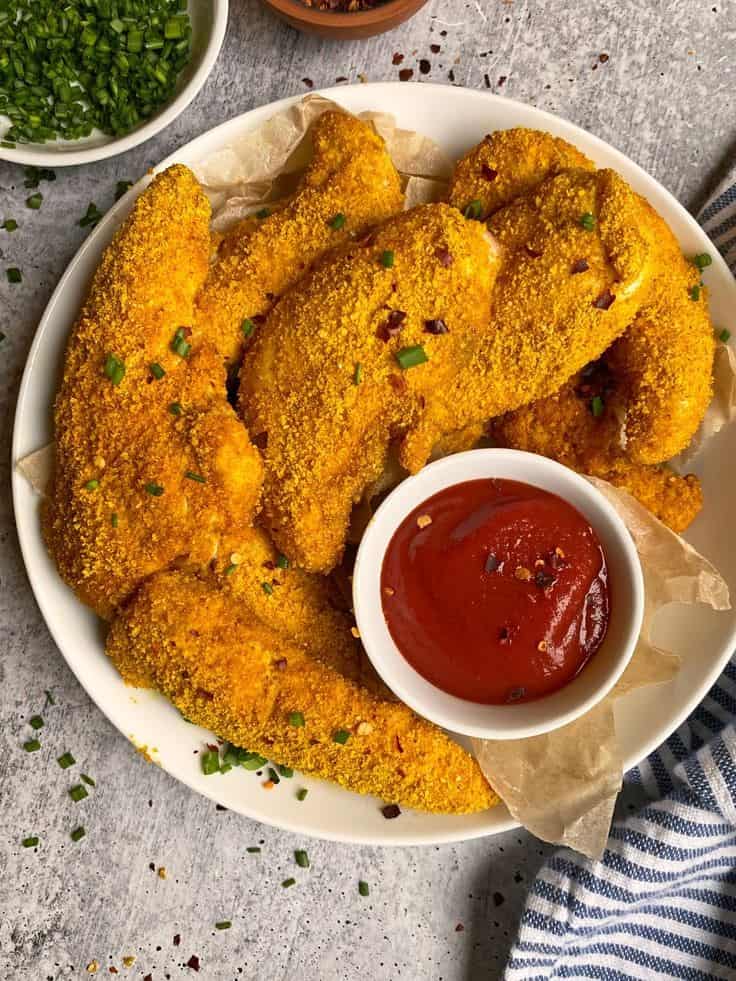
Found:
353,449 -> 645,740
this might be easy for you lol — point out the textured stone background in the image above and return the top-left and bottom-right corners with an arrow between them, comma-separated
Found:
2,1 -> 735,978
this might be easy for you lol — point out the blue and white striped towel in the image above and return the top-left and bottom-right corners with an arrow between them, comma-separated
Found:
506,170 -> 736,980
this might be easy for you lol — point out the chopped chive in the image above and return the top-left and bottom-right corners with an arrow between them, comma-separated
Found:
580,212 -> 596,231
246,846 -> 261,853
84,479 -> 100,491
294,849 -> 309,868
358,881 -> 370,897
115,181 -> 134,201
241,753 -> 267,770
282,877 -> 296,888
81,773 -> 95,787
693,252 -> 712,271
380,249 -> 395,269
111,513 -> 119,528
276,554 -> 290,570
6,267 -> 22,283
22,836 -> 39,848
241,318 -> 256,338
69,784 -> 88,802
255,207 -> 270,219
23,739 -> 41,752
288,711 -> 305,728
170,327 -> 191,358
57,752 -> 75,769
2,219 -> 17,231
719,328 -> 731,343
689,284 -> 701,301
267,766 -> 280,785
29,715 -> 44,730
201,750 -> 220,775
215,921 -> 232,930
169,402 -> 183,416
224,563 -> 237,576
353,362 -> 363,385
329,212 -> 346,230
26,192 -> 43,210
184,471 -> 206,484
79,202 -> 102,228
149,362 -> 166,380
277,764 -> 293,778
332,729 -> 350,745
144,482 -> 164,497
463,199 -> 483,220
396,345 -> 428,370
103,353 -> 126,386
261,582 -> 274,596
70,826 -> 86,842
296,788 -> 308,802
590,395 -> 605,418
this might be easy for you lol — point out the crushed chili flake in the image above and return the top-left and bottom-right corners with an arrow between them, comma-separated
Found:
186,954 -> 200,971
109,970 -> 118,976
498,75 -> 507,86
481,164 -> 498,182
434,247 -> 453,267
399,68 -> 414,82
448,69 -> 455,82
416,514 -> 433,529
571,258 -> 590,274
173,934 -> 181,947
430,43 -> 441,53
378,309 -> 407,340
599,52 -> 609,63
392,52 -> 404,65
484,73 -> 491,88
301,77 -> 314,88
592,288 -> 616,310
455,923 -> 465,932
143,975 -> 152,981
424,318 -> 449,335
419,59 -> 431,75
381,803 -> 401,819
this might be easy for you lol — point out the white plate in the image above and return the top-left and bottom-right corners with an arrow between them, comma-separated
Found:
0,1 -> 228,168
11,83 -> 736,845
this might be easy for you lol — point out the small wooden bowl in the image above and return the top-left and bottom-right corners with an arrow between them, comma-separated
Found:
261,0 -> 429,39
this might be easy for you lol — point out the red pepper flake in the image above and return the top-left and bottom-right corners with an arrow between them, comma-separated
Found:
434,247 -> 453,267
302,78 -> 314,89
481,164 -> 498,182
378,309 -> 407,341
424,318 -> 449,335
498,75 -> 507,86
455,923 -> 465,932
253,431 -> 268,450
335,76 -> 348,83
392,52 -> 404,65
173,934 -> 181,946
273,658 -> 288,671
186,955 -> 200,971
399,68 -> 414,82
110,970 -> 119,976
381,803 -> 401,819
143,976 -> 151,981
419,59 -> 431,75
592,288 -> 615,310
599,52 -> 609,63
484,73 -> 491,88
571,258 -> 589,274
448,69 -> 455,83
430,43 -> 441,54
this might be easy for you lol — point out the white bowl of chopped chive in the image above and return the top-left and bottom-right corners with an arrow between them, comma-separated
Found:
0,0 -> 228,167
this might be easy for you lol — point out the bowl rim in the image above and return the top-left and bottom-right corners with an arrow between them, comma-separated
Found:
353,448 -> 645,740
262,0 -> 426,28
0,0 -> 229,168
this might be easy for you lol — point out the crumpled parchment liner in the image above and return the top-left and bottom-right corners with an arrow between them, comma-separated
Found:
16,94 -> 735,859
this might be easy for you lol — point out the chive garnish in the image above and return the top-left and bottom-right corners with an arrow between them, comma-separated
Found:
26,192 -> 42,210
201,750 -> 220,775
242,318 -> 255,338
329,212 -> 346,230
580,212 -> 596,231
6,267 -> 22,283
169,402 -> 183,416
115,181 -> 133,201
79,202 -> 102,228
184,471 -> 206,484
296,788 -> 308,801
463,199 -> 483,220
23,739 -> 41,752
29,715 -> 43,730
111,513 -> 119,528
288,711 -> 305,728
332,729 -> 350,745
353,362 -> 363,385
22,836 -> 39,848
358,881 -> 370,897
693,253 -> 712,271
261,582 -> 274,596
267,766 -> 280,785
224,563 -> 237,576
57,752 -> 75,769
276,554 -> 290,570
81,773 -> 95,787
215,921 -> 231,930
149,362 -> 166,380
144,482 -> 164,497
380,250 -> 395,269
396,345 -> 428,370
246,846 -> 261,853
103,353 -> 126,385
241,752 -> 267,770
278,764 -> 293,778
719,328 -> 731,343
70,827 -> 86,842
69,784 -> 88,802
2,219 -> 17,231
689,284 -> 701,301
84,479 -> 100,491
294,849 -> 309,868
282,877 -> 296,888
170,327 -> 191,358
590,395 -> 605,418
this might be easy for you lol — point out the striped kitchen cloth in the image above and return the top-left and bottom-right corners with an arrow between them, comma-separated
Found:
505,170 -> 736,981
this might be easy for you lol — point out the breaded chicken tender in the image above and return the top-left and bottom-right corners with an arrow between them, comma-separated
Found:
239,203 -> 500,573
492,372 -> 703,533
107,570 -> 497,814
195,111 -> 404,363
43,166 -> 263,618
448,127 -> 594,218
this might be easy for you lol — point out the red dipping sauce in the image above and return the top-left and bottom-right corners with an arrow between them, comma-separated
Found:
380,478 -> 610,705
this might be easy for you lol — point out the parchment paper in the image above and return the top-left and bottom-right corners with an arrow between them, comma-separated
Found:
16,95 -> 734,859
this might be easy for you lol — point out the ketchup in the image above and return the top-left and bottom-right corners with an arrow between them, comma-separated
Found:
380,478 -> 609,705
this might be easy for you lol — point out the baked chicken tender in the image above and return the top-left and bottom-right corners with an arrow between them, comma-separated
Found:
107,570 -> 497,814
43,166 -> 263,619
194,111 -> 404,363
492,373 -> 703,533
239,203 -> 500,573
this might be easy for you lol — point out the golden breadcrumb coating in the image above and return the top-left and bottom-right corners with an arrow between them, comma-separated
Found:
43,165 -> 263,618
106,570 -> 498,815
239,203 -> 500,573
492,374 -> 703,533
195,111 -> 404,363
448,127 -> 594,218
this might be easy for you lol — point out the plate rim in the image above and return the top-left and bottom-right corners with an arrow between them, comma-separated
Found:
11,81 -> 736,846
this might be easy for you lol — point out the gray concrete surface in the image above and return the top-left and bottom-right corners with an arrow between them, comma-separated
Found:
1,1 -> 734,978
